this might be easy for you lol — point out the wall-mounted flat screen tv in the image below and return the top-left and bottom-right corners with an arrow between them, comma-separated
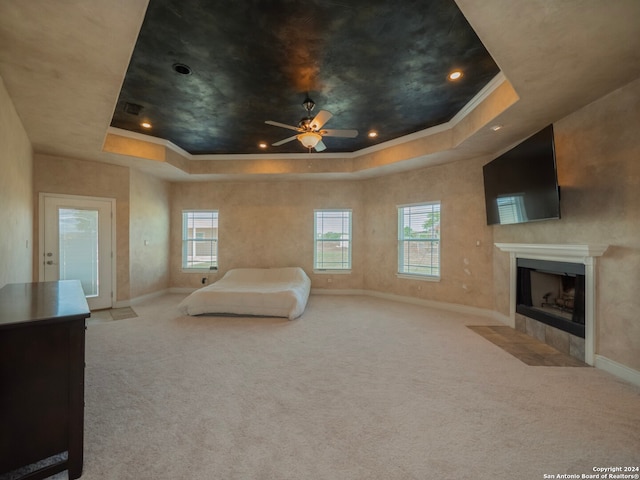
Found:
482,124 -> 560,226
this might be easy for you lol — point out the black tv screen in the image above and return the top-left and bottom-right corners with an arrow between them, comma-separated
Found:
482,124 -> 560,226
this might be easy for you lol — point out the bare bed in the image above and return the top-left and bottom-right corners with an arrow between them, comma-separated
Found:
177,267 -> 311,320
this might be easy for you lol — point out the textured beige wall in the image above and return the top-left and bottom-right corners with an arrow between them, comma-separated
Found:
0,76 -> 33,288
362,157 -> 495,309
170,180 -> 365,290
170,160 -> 495,310
130,169 -> 171,299
33,154 -> 131,301
492,77 -> 640,370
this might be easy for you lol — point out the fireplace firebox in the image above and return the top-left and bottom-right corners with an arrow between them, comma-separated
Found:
516,258 -> 586,338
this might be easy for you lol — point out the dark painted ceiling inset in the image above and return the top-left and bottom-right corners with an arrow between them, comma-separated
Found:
110,0 -> 500,155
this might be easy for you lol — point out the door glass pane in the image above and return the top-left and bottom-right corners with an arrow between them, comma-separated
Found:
59,208 -> 99,297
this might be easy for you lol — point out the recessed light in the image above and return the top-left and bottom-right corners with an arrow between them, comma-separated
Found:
448,70 -> 463,81
141,122 -> 152,129
258,142 -> 268,149
368,131 -> 378,138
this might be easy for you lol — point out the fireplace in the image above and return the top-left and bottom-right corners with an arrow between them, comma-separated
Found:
494,243 -> 608,366
516,258 -> 586,338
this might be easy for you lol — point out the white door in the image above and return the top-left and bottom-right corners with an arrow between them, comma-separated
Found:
40,194 -> 114,310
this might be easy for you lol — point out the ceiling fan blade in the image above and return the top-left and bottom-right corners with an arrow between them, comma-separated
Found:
265,120 -> 301,132
321,128 -> 358,138
310,110 -> 333,130
314,140 -> 327,152
272,135 -> 298,146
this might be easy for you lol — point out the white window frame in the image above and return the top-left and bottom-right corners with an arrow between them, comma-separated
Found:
314,209 -> 352,273
182,210 -> 219,271
397,202 -> 441,281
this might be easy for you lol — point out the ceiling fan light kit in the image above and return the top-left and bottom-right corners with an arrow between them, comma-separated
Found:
265,96 -> 358,152
297,132 -> 322,149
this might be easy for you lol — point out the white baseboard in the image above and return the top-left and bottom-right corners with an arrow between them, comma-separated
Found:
594,355 -> 640,388
491,310 -> 514,328
311,288 -> 366,296
311,288 -> 496,319
368,290 -> 496,319
169,287 -> 197,294
114,288 -> 170,308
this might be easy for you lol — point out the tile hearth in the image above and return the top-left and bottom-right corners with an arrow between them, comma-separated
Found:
469,325 -> 588,367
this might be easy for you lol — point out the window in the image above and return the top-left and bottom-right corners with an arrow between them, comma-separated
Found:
398,202 -> 440,278
314,210 -> 352,271
182,210 -> 218,270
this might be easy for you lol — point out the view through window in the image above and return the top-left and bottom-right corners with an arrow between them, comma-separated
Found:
398,202 -> 441,277
182,210 -> 218,269
314,210 -> 352,270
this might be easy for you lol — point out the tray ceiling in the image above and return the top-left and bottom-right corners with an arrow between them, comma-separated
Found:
110,0 -> 500,155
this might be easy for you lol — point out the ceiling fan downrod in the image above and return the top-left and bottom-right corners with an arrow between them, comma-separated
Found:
300,96 -> 316,130
302,95 -> 315,114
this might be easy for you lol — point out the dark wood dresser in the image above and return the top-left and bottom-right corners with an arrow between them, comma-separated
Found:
0,280 -> 90,480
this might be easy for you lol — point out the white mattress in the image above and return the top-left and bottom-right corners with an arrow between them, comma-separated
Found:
177,267 -> 311,320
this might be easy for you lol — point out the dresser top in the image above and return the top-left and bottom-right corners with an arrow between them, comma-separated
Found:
0,280 -> 90,328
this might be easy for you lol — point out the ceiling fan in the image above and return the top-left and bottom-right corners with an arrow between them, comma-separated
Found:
265,96 -> 358,152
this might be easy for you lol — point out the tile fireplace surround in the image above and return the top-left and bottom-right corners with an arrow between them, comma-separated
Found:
495,243 -> 609,366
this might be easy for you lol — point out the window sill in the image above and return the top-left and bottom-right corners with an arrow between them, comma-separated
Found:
181,268 -> 218,274
314,269 -> 352,275
396,273 -> 440,282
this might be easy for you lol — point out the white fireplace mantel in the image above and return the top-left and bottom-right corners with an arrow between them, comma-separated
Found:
494,243 -> 609,366
494,243 -> 608,263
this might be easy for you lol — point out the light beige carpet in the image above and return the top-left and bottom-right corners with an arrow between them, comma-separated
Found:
50,294 -> 639,479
